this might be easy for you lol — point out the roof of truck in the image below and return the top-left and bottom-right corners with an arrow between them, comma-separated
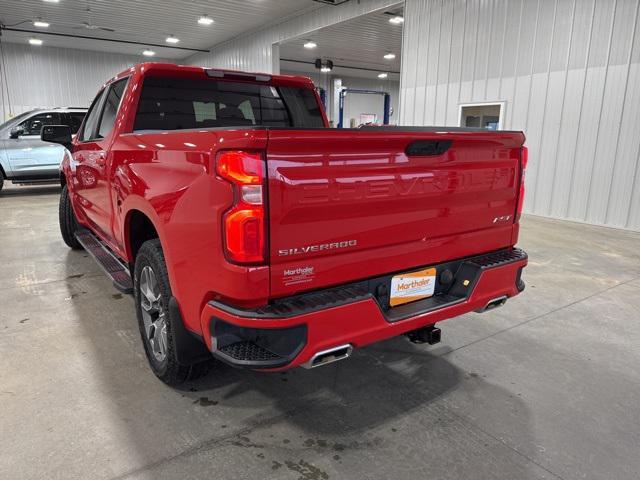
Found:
106,62 -> 316,90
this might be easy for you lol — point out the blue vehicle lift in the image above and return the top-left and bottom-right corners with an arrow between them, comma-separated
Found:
316,87 -> 327,110
337,88 -> 391,128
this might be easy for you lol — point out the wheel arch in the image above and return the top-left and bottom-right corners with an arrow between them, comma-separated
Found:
125,208 -> 161,266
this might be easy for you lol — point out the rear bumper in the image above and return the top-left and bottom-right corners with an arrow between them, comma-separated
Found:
199,248 -> 527,370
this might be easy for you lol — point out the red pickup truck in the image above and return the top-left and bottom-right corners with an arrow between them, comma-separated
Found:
42,63 -> 528,385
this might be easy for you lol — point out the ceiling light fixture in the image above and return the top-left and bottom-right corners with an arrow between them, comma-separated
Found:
43,0 -> 60,3
33,19 -> 50,28
165,36 -> 179,44
198,15 -> 214,25
315,58 -> 333,73
29,38 -> 43,46
303,40 -> 317,49
389,15 -> 404,24
142,49 -> 155,57
378,72 -> 388,79
383,52 -> 396,60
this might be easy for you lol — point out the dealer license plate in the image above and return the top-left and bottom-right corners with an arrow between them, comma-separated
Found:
389,267 -> 436,307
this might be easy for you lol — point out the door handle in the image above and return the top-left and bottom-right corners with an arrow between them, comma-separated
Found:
405,140 -> 452,157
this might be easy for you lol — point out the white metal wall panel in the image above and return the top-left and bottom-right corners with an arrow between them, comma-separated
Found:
400,0 -> 640,231
187,0 -> 402,72
0,42 -> 169,119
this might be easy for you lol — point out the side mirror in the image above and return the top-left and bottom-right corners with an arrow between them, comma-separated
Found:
41,125 -> 73,151
9,126 -> 24,139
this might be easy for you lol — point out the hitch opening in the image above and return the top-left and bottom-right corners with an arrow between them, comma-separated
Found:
406,325 -> 441,345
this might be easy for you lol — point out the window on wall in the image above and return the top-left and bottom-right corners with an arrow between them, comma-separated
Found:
459,102 -> 505,130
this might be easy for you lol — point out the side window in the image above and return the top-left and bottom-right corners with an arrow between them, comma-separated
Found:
96,78 -> 128,139
19,112 -> 62,136
79,89 -> 106,142
66,112 -> 87,134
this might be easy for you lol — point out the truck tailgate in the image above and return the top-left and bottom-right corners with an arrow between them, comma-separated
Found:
266,128 -> 525,297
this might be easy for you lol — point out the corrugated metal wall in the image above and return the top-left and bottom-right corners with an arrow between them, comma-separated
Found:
187,0 -> 402,72
0,43 -> 167,119
400,0 -> 640,231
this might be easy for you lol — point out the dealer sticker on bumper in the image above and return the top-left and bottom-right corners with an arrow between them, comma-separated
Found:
390,267 -> 436,307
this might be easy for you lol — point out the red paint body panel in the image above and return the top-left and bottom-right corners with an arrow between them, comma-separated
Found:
266,130 -> 524,297
61,63 -> 528,370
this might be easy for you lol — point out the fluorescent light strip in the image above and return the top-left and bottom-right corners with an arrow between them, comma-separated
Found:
198,15 -> 214,25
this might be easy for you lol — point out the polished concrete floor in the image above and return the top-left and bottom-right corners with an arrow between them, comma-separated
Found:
1,183 -> 639,480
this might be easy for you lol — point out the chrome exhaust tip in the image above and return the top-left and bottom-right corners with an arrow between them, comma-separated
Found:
302,344 -> 353,369
476,295 -> 508,313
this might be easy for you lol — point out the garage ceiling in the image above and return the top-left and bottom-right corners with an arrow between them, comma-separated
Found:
279,7 -> 403,81
0,0 -> 319,60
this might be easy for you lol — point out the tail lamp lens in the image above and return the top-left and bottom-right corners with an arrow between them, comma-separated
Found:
216,151 -> 266,264
515,146 -> 527,223
217,150 -> 263,184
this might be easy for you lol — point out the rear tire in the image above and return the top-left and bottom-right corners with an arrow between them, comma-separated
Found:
59,185 -> 82,249
0,169 -> 4,192
134,239 -> 212,386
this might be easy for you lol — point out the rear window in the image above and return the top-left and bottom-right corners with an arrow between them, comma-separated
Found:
133,76 -> 324,132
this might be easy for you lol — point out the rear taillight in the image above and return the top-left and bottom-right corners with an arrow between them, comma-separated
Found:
515,146 -> 527,223
216,150 -> 266,264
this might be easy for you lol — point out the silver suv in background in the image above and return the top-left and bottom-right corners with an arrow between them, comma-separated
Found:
0,107 -> 87,191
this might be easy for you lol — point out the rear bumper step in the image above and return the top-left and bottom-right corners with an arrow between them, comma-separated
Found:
211,248 -> 527,321
210,319 -> 307,369
75,229 -> 132,293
